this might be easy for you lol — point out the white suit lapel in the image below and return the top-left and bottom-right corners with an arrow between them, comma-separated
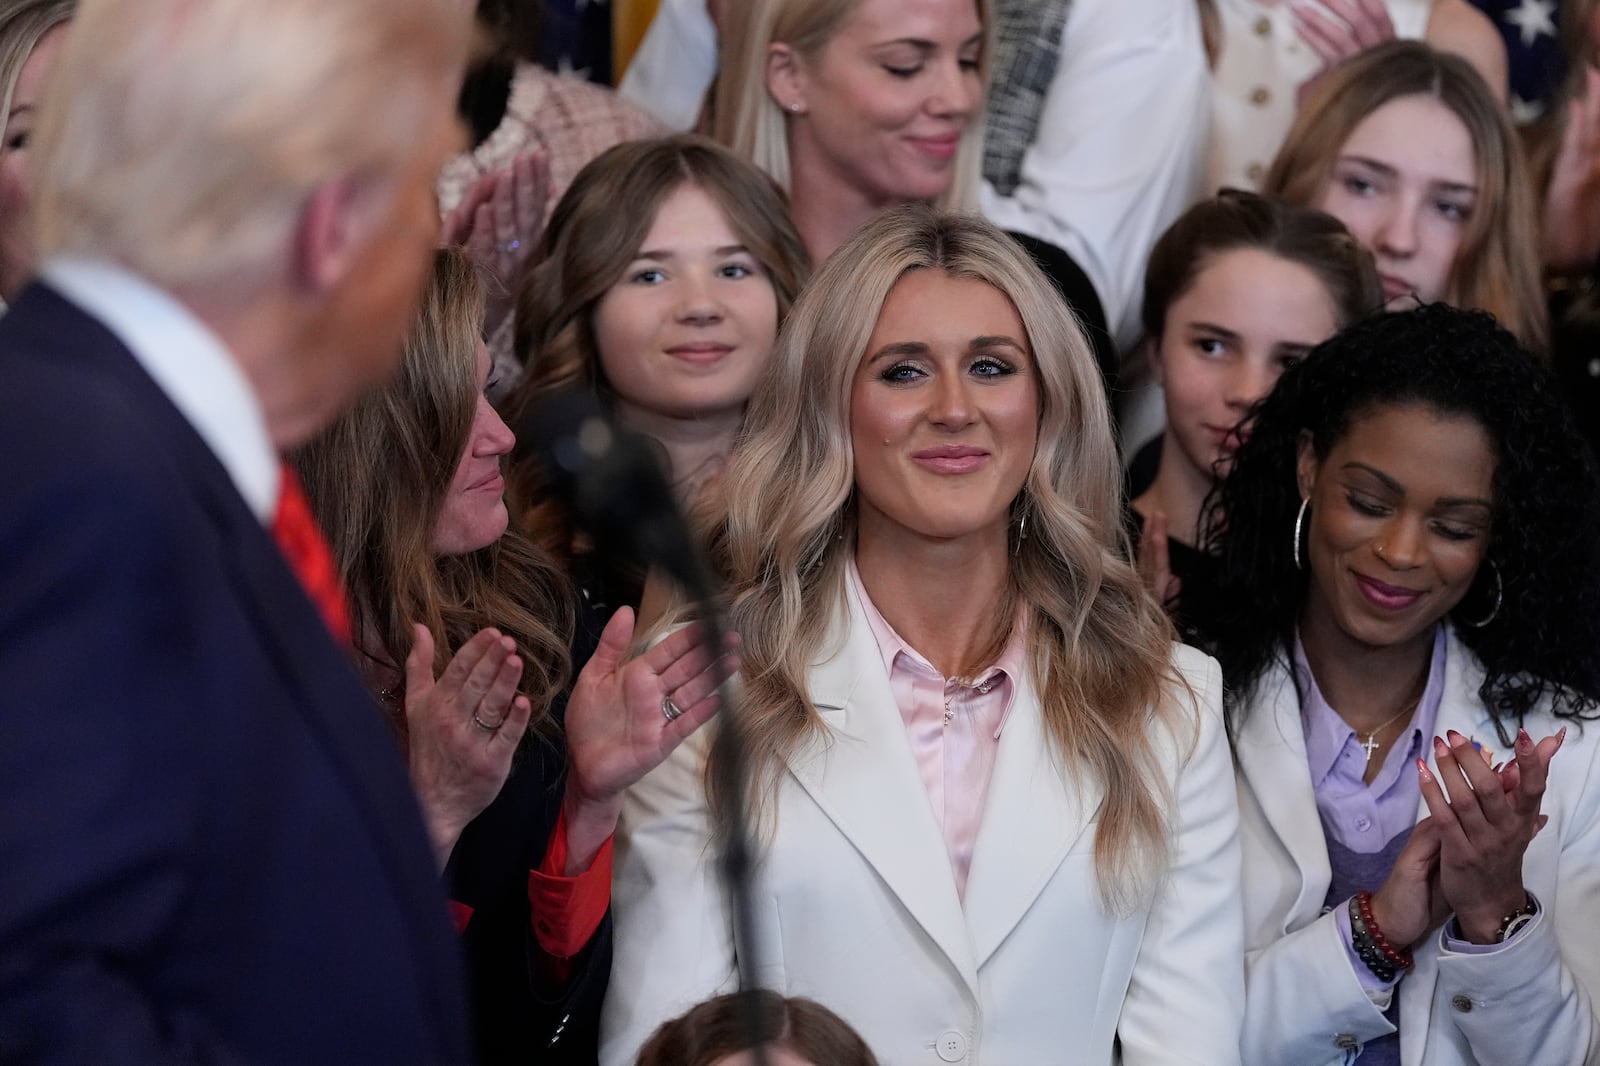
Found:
1234,655 -> 1333,921
963,671 -> 1101,968
786,589 -> 979,997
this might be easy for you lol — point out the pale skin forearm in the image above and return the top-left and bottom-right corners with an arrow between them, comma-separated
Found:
560,783 -> 625,876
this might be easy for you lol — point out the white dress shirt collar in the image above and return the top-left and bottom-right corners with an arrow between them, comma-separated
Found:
40,257 -> 279,522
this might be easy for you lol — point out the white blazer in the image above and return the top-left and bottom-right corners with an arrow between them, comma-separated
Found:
602,586 -> 1245,1065
1236,627 -> 1600,1065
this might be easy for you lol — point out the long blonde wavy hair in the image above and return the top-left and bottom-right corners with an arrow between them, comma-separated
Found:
711,0 -> 987,211
294,247 -> 572,735
1263,41 -> 1547,351
703,206 -> 1189,912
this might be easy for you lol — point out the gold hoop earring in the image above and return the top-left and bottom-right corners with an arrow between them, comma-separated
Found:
1292,498 -> 1309,571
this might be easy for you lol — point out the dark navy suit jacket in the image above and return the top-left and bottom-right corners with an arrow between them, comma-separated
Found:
0,284 -> 471,1064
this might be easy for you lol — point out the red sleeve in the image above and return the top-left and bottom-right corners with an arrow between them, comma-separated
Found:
528,807 -> 613,961
447,900 -> 474,935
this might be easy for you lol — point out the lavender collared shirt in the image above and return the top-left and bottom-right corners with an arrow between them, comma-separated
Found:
1296,626 -> 1518,996
847,560 -> 1025,900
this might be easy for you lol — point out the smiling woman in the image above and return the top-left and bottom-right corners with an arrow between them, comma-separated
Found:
601,206 -> 1247,1065
1198,304 -> 1600,1066
713,0 -> 987,263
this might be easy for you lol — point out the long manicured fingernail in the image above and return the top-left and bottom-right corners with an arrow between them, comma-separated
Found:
1518,728 -> 1534,753
1434,735 -> 1450,757
1448,729 -> 1467,746
1417,758 -> 1434,783
1556,726 -> 1568,749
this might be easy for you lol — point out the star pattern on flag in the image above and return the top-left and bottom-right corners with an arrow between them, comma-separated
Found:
1504,0 -> 1557,48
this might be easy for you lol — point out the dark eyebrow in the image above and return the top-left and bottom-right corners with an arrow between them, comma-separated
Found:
1343,461 -> 1493,510
633,243 -> 752,261
866,340 -> 930,365
1342,461 -> 1403,494
1189,321 -> 1241,343
970,335 -> 1027,353
1273,342 -> 1315,357
1338,155 -> 1397,179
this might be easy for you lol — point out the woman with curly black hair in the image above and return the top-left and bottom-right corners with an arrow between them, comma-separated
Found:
1199,303 -> 1600,1066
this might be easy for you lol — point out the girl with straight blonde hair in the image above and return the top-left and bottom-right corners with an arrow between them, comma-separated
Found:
602,206 -> 1245,1066
1263,40 -> 1546,350
711,0 -> 988,262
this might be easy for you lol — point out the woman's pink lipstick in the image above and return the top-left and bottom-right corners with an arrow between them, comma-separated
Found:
912,444 -> 989,474
1355,573 -> 1423,611
665,342 -> 733,366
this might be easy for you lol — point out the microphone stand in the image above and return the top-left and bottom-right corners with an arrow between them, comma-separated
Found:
644,533 -> 770,1066
516,394 -> 771,1065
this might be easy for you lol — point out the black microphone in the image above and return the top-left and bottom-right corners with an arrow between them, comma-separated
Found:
514,385 -> 771,1065
514,385 -> 713,598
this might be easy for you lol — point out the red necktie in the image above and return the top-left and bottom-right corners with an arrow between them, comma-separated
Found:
271,464 -> 352,646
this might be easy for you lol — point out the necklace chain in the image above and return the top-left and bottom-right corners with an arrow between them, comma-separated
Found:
1358,701 -> 1419,763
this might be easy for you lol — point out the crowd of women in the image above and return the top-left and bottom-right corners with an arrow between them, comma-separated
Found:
3,0 -> 1598,1063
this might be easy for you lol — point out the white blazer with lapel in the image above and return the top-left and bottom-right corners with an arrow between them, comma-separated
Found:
602,584 -> 1246,1066
1235,626 -> 1600,1066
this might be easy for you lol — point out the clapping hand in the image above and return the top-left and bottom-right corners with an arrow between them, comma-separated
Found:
1293,0 -> 1397,105
404,625 -> 531,867
1418,727 -> 1564,943
559,608 -> 740,874
1136,509 -> 1183,611
439,150 -> 551,337
1543,67 -> 1600,274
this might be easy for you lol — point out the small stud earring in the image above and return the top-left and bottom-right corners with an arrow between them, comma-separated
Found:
788,102 -> 802,113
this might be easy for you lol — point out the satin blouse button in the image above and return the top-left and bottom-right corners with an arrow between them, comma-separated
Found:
1335,1034 -> 1359,1050
1452,995 -> 1475,1013
1250,86 -> 1272,106
1355,816 -> 1373,832
1254,15 -> 1271,35
1246,162 -> 1265,182
936,1030 -> 968,1062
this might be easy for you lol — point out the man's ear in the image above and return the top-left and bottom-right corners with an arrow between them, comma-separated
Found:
766,41 -> 805,115
1294,429 -> 1318,501
293,177 -> 367,294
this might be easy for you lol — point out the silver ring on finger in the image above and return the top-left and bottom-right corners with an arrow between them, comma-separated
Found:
472,711 -> 503,732
661,695 -> 685,722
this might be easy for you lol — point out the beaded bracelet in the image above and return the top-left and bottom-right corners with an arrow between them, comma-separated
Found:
1352,891 -> 1414,978
1348,898 -> 1397,982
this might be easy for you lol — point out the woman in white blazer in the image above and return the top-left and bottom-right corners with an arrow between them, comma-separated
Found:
1198,304 -> 1600,1065
600,206 -> 1245,1066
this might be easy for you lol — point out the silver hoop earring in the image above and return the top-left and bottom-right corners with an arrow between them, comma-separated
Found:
1459,560 -> 1502,628
1012,509 -> 1030,556
1292,498 -> 1309,571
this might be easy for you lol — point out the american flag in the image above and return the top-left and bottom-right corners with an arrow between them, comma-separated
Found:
1469,0 -> 1566,124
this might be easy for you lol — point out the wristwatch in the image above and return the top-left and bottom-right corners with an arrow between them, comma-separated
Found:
1496,895 -> 1539,943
